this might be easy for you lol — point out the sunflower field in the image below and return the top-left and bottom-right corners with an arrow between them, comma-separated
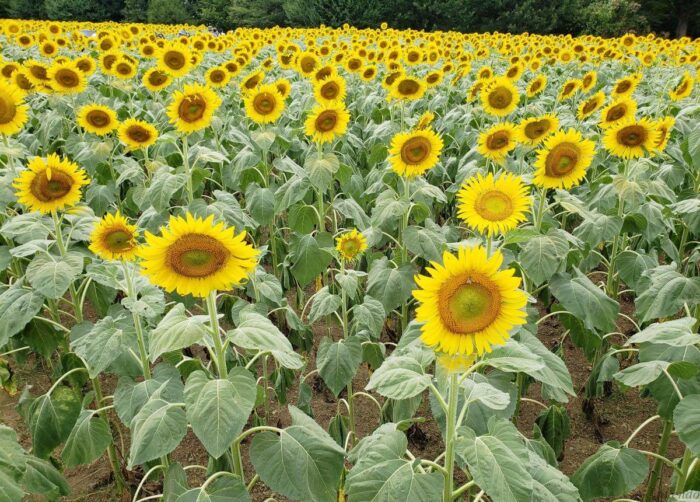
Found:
0,18 -> 700,502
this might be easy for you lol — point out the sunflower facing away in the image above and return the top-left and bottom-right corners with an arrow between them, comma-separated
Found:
167,83 -> 221,134
118,118 -> 158,149
77,104 -> 117,136
603,117 -> 660,159
335,229 -> 367,261
481,77 -> 519,117
457,172 -> 530,236
89,211 -> 139,261
13,153 -> 89,214
413,245 -> 527,356
517,114 -> 559,146
388,127 -> 443,177
0,80 -> 28,135
533,128 -> 596,189
139,213 -> 258,298
244,84 -> 285,124
304,101 -> 350,144
477,122 -> 518,163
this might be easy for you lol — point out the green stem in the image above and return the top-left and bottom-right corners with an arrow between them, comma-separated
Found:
92,377 -> 127,494
51,211 -> 83,322
534,188 -> 547,233
513,372 -> 524,424
206,290 -> 227,379
262,355 -> 270,423
443,373 -> 458,502
122,261 -> 151,379
399,177 -> 410,332
182,134 -> 192,205
675,448 -> 694,493
643,419 -> 673,502
339,260 -> 357,444
606,198 -> 626,297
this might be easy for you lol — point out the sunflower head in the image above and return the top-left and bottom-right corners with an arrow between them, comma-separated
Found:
139,212 -> 258,298
481,77 -> 519,116
118,118 -> 158,150
477,122 -> 518,163
390,76 -> 426,101
527,74 -> 547,97
533,128 -> 595,190
77,104 -> 117,136
304,101 -> 350,144
167,83 -> 221,134
335,229 -> 367,261
652,116 -> 675,153
669,72 -> 694,101
600,97 -> 637,128
244,83 -> 285,124
413,245 -> 527,356
388,127 -> 443,177
48,61 -> 86,94
13,153 -> 89,214
517,114 -> 559,146
558,79 -> 581,100
415,111 -> 434,130
577,91 -> 605,120
603,117 -> 660,159
274,79 -> 292,99
457,172 -> 530,236
89,211 -> 139,261
143,68 -> 171,92
612,72 -> 641,97
0,80 -> 28,136
205,66 -> 230,88
158,44 -> 192,78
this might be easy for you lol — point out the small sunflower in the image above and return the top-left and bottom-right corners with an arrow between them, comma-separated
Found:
612,73 -> 641,98
481,77 -> 519,117
415,111 -> 434,130
143,68 -> 171,92
390,76 -> 426,101
652,116 -> 675,153
118,118 -> 158,150
669,72 -> 694,101
244,83 -> 285,124
477,122 -> 518,163
558,79 -> 581,100
457,172 -> 530,236
314,75 -> 346,103
388,127 -> 443,177
0,80 -> 28,136
603,117 -> 660,159
77,104 -> 118,136
577,91 -> 605,120
413,245 -> 527,356
139,213 -> 258,298
533,128 -> 595,190
89,211 -> 139,261
304,101 -> 350,144
167,83 -> 221,134
205,66 -> 230,88
527,74 -> 547,97
157,44 -> 192,78
517,114 -> 559,146
113,58 -> 137,80
13,154 -> 89,214
274,79 -> 292,99
599,97 -> 637,128
335,229 -> 367,261
581,71 -> 598,92
48,61 -> 86,94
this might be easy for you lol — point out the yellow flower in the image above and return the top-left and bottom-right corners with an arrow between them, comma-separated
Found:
139,212 -> 258,298
457,172 -> 530,236
118,118 -> 158,150
388,128 -> 443,177
413,245 -> 527,356
304,101 -> 350,144
533,128 -> 595,190
157,43 -> 192,78
77,104 -> 118,136
0,80 -> 28,135
577,91 -> 605,120
581,70 -> 598,92
13,153 -> 89,214
558,79 -> 581,100
244,83 -> 285,124
390,76 -> 426,101
296,51 -> 319,77
274,79 -> 292,99
477,122 -> 518,163
481,77 -> 519,117
527,74 -> 547,97
611,72 -> 641,98
48,61 -> 86,94
335,229 -> 367,261
113,57 -> 137,80
599,97 -> 637,128
669,72 -> 694,101
167,83 -> 221,134
205,66 -> 230,88
517,114 -> 559,146
603,117 -> 660,159
415,111 -> 434,130
652,116 -> 675,153
89,211 -> 139,261
142,68 -> 171,91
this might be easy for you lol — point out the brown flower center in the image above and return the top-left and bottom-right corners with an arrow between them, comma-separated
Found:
475,190 -> 513,221
178,94 -> 207,123
675,80 -> 689,95
320,81 -> 339,100
616,125 -> 647,147
0,95 -> 17,125
524,120 -> 550,140
104,229 -> 134,252
252,92 -> 276,116
397,79 -> 420,96
314,110 -> 338,133
29,65 -> 48,81
488,86 -> 513,109
127,125 -> 152,143
529,80 -> 542,92
55,68 -> 80,88
545,143 -> 580,177
163,50 -> 186,70
438,273 -> 501,334
582,98 -> 599,114
606,104 -> 626,122
167,234 -> 229,278
86,110 -> 111,128
400,136 -> 431,164
209,70 -> 226,83
347,58 -> 361,70
30,169 -> 73,202
486,131 -> 510,150
148,70 -> 168,87
300,56 -> 316,73
616,80 -> 631,94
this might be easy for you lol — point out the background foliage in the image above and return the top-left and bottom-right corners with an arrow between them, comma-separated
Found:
0,0 -> 698,38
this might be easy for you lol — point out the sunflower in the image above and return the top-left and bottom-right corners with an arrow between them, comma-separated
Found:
118,118 -> 158,149
143,68 -> 171,91
274,79 -> 291,99
0,80 -> 28,135
113,58 -> 137,80
652,116 -> 675,153
527,74 -> 547,97
457,172 -> 530,236
415,111 -> 434,130
669,72 -> 694,101
205,66 -> 230,88
296,51 -> 319,77
413,245 -> 527,356
388,127 -> 443,177
533,129 -> 595,189
335,229 -> 367,261
139,213 -> 258,298
13,154 -> 89,214
558,79 -> 580,100
477,122 -> 518,163
244,83 -> 285,124
24,60 -> 50,87
577,91 -> 605,120
599,97 -> 637,128
603,117 -> 659,159
75,56 -> 96,75
481,77 -> 519,117
581,71 -> 598,92
77,104 -> 117,136
157,43 -> 192,78
89,211 -> 139,261
48,61 -> 86,94
304,101 -> 350,144
517,114 -> 559,146
167,83 -> 221,134
612,73 -> 641,97
390,76 -> 426,101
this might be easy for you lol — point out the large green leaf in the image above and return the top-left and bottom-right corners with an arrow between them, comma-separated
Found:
149,304 -> 210,362
61,410 -> 112,467
28,386 -> 81,459
0,282 -> 46,347
245,184 -> 276,226
519,230 -> 569,286
366,356 -> 430,400
175,475 -> 250,502
114,363 -> 184,427
25,251 -> 83,299
308,287 -> 341,323
289,234 -> 334,288
317,336 -> 363,396
72,316 -> 131,378
674,395 -> 700,457
128,397 -> 187,467
227,311 -> 303,369
615,250 -> 657,291
305,152 -> 340,191
404,225 -> 445,262
21,457 -> 70,501
571,442 -> 648,501
347,459 -> 442,502
366,258 -> 416,312
549,269 -> 619,333
351,295 -> 386,338
184,368 -> 257,458
636,265 -> 700,323
627,317 -> 699,347
250,406 -> 345,502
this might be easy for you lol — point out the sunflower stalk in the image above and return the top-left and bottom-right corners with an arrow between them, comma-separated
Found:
182,134 -> 193,205
51,210 -> 83,322
340,259 -> 357,446
643,419 -> 673,502
443,372 -> 459,502
122,260 -> 151,380
91,376 -> 127,495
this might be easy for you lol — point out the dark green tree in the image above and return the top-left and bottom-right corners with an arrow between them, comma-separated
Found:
44,0 -> 124,21
228,0 -> 287,29
122,0 -> 149,22
147,0 -> 191,24
640,0 -> 699,37
7,0 -> 47,19
283,0 -> 387,28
